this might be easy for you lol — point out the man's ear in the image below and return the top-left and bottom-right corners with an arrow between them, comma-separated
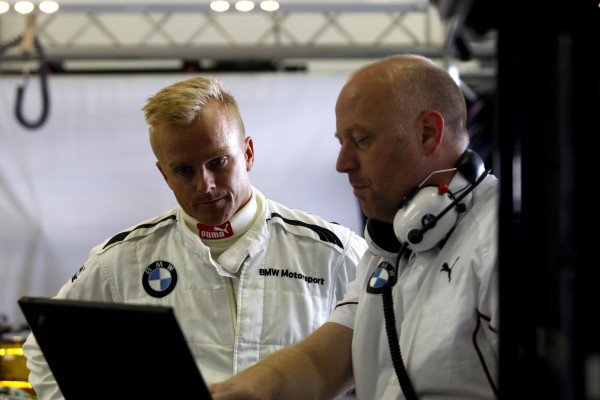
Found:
418,110 -> 444,156
245,137 -> 255,172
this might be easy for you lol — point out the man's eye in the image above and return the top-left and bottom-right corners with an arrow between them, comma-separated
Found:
176,167 -> 193,177
210,157 -> 227,168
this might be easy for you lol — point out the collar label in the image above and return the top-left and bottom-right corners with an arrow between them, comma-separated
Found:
197,221 -> 234,240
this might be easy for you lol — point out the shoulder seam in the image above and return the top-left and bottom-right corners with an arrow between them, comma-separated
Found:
268,212 -> 344,249
102,214 -> 177,249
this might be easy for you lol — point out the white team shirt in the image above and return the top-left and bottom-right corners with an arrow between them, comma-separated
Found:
328,173 -> 499,399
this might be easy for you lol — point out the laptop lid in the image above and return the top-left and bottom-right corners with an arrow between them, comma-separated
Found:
18,296 -> 212,400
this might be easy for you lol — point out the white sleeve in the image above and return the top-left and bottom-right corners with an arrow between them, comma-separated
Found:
327,251 -> 377,329
22,333 -> 65,400
328,232 -> 367,306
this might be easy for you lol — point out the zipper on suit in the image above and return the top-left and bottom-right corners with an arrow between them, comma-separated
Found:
226,277 -> 237,331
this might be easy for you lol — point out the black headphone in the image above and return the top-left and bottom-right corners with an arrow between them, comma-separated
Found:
367,149 -> 488,253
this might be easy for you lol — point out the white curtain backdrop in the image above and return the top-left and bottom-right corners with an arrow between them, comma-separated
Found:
0,71 -> 365,325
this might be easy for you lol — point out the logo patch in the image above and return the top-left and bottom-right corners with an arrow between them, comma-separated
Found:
142,261 -> 177,298
367,262 -> 397,294
197,221 -> 234,240
71,265 -> 86,283
259,268 -> 325,285
441,256 -> 460,282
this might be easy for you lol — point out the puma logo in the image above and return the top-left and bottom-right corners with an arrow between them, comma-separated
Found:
197,221 -> 234,239
441,257 -> 459,282
213,223 -> 230,233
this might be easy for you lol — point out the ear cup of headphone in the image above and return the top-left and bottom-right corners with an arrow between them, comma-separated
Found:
393,186 -> 459,252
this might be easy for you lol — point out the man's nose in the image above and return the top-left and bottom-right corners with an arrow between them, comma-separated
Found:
196,170 -> 216,193
336,144 -> 358,173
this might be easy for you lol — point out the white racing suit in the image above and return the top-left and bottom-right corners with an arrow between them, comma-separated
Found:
328,173 -> 499,399
23,188 -> 367,399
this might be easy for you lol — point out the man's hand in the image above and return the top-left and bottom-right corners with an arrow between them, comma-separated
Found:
208,363 -> 281,400
207,322 -> 354,400
209,380 -> 268,400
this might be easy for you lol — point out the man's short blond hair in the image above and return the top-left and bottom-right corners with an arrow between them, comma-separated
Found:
142,76 -> 245,157
142,76 -> 243,127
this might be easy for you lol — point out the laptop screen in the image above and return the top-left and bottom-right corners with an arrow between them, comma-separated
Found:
18,296 -> 212,399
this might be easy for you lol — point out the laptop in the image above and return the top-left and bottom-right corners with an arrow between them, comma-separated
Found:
18,296 -> 212,399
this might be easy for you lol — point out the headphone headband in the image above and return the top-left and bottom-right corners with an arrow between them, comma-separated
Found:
455,149 -> 486,183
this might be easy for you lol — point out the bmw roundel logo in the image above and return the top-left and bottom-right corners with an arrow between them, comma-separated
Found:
370,268 -> 390,288
366,261 -> 397,294
142,261 -> 177,298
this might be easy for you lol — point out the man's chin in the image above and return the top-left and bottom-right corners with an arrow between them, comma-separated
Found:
189,209 -> 227,226
196,216 -> 228,227
359,202 -> 375,220
360,205 -> 395,224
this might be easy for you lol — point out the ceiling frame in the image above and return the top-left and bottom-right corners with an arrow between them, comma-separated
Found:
0,2 -> 495,63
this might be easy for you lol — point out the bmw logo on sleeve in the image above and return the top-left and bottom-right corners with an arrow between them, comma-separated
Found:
143,261 -> 178,298
367,262 -> 397,294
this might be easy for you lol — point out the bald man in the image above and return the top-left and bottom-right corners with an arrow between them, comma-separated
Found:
209,54 -> 499,400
